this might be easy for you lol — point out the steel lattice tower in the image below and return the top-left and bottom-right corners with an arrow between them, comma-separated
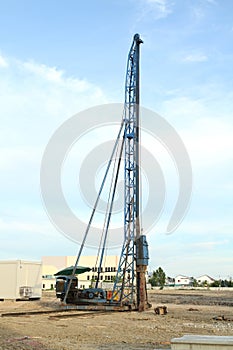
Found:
112,34 -> 148,310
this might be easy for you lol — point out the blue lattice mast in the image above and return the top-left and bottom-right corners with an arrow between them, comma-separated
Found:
112,34 -> 149,311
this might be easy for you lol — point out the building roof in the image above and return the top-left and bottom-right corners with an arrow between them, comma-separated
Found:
175,274 -> 191,279
196,274 -> 215,281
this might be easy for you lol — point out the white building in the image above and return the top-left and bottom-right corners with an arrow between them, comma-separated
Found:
196,275 -> 215,285
42,255 -> 119,290
175,275 -> 193,286
0,260 -> 42,300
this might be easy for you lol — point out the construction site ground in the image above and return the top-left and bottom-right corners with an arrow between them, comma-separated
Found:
0,289 -> 233,349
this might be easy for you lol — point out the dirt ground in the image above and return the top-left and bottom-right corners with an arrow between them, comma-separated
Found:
0,289 -> 233,349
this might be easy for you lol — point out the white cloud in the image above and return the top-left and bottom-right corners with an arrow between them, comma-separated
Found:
160,96 -> 233,166
0,54 -> 109,252
192,6 -> 205,20
23,61 -> 64,82
183,117 -> 233,166
138,0 -> 173,21
146,0 -> 173,17
0,56 -> 108,137
22,61 -> 93,93
205,0 -> 217,4
182,53 -> 208,62
190,239 -> 229,250
181,221 -> 233,236
146,90 -> 233,270
0,54 -> 8,68
0,217 -> 49,234
0,57 -> 110,223
191,0 -> 217,22
0,148 -> 39,170
148,228 -> 232,278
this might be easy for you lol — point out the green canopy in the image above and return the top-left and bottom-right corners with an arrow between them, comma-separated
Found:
54,265 -> 91,276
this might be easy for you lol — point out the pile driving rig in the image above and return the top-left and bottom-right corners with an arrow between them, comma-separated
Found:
55,34 -> 150,311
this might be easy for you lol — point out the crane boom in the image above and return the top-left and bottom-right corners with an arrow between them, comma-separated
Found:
112,33 -> 149,311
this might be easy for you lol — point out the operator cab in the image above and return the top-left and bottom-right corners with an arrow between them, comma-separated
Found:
55,275 -> 77,301
55,275 -> 107,304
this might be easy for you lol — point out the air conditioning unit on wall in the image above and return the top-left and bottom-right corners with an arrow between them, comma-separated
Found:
19,286 -> 33,298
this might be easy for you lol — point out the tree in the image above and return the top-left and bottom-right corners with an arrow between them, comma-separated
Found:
192,278 -> 198,287
201,280 -> 209,287
211,280 -> 221,287
149,267 -> 166,288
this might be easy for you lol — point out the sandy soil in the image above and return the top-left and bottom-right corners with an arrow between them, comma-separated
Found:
0,289 -> 233,349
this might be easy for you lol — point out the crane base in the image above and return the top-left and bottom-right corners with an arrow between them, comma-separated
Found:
60,302 -> 135,311
60,301 -> 151,312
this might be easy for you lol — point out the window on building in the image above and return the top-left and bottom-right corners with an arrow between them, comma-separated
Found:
42,274 -> 53,279
100,275 -> 103,280
87,275 -> 90,280
42,284 -> 45,289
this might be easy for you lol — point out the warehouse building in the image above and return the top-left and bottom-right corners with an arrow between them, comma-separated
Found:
42,255 -> 119,290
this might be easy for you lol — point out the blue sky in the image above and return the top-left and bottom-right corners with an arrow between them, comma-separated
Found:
0,0 -> 232,279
